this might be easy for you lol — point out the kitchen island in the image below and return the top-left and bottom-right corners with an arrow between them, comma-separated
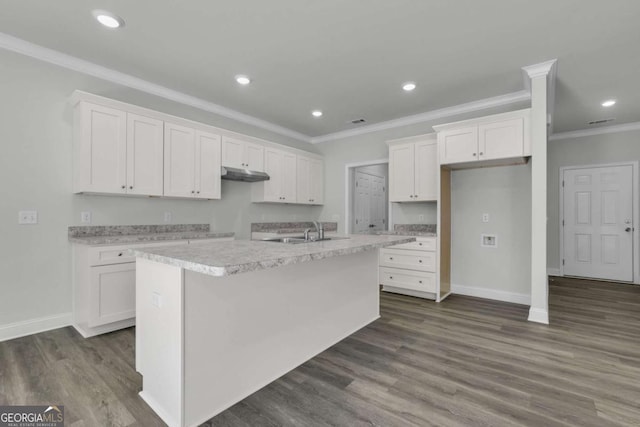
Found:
132,234 -> 414,427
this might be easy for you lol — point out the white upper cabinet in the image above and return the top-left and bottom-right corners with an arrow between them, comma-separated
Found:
221,136 -> 265,172
296,155 -> 324,205
164,122 -> 221,199
388,136 -> 437,202
434,109 -> 530,168
126,113 -> 164,196
253,147 -> 297,203
74,102 -> 128,194
74,102 -> 164,196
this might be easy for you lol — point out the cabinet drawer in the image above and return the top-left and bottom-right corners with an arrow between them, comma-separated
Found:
379,267 -> 436,293
390,237 -> 436,251
88,263 -> 136,327
379,248 -> 436,272
88,240 -> 187,266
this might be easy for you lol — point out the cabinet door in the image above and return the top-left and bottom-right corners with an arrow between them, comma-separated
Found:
164,122 -> 196,197
309,158 -> 324,204
78,102 -> 127,193
195,131 -> 221,199
88,263 -> 136,327
478,118 -> 524,161
245,141 -> 265,172
296,156 -> 311,204
438,126 -> 478,165
281,152 -> 297,203
263,148 -> 283,202
126,113 -> 164,196
389,143 -> 415,202
221,136 -> 245,168
414,141 -> 438,201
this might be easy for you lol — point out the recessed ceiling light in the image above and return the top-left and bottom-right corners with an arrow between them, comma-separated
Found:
601,99 -> 616,107
402,82 -> 417,92
235,75 -> 251,85
92,10 -> 124,29
311,110 -> 323,118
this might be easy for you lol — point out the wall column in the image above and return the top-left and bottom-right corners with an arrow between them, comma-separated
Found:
524,60 -> 556,324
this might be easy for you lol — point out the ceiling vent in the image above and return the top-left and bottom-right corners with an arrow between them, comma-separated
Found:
588,118 -> 615,125
349,118 -> 366,125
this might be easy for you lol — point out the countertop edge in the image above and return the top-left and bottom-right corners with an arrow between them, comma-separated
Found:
69,232 -> 235,245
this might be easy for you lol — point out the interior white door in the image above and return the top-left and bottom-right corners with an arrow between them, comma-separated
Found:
563,165 -> 633,281
354,171 -> 386,233
354,172 -> 372,234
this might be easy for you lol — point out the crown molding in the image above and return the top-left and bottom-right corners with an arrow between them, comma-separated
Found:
550,121 -> 640,141
310,90 -> 531,144
522,59 -> 557,79
0,32 -> 312,143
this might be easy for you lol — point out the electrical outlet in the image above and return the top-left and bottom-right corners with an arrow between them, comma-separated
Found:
419,214 -> 425,221
482,213 -> 490,223
152,292 -> 163,308
18,210 -> 38,225
164,212 -> 172,223
81,211 -> 91,223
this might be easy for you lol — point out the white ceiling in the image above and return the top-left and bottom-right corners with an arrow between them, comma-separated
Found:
1,0 -> 639,140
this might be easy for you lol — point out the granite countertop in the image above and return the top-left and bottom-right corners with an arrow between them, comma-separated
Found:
251,222 -> 338,234
375,223 -> 437,237
375,230 -> 437,237
132,234 -> 415,277
68,224 -> 234,245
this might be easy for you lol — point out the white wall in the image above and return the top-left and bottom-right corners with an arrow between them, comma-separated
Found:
547,129 -> 640,270
0,50 -> 321,329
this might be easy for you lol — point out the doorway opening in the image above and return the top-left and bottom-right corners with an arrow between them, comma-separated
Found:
345,160 -> 390,234
559,161 -> 639,284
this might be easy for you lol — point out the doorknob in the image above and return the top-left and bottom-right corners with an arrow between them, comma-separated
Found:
625,227 -> 632,232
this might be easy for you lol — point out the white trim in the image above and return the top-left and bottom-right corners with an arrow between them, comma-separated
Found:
559,162 -> 639,284
527,307 -> 549,324
547,268 -> 561,277
451,284 -> 530,305
344,159 -> 390,234
0,32 -> 310,143
522,59 -> 557,79
311,91 -> 531,144
0,313 -> 72,342
550,121 -> 640,141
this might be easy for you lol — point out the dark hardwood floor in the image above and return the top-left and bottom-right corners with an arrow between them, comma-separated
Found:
1,277 -> 639,426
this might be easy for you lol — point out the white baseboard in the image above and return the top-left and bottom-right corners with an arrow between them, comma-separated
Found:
528,307 -> 549,324
547,268 -> 561,277
0,313 -> 72,342
451,284 -> 531,305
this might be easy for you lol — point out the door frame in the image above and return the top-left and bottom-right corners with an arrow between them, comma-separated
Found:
344,159 -> 391,234
558,161 -> 639,283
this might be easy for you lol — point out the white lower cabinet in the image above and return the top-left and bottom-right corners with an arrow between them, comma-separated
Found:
73,237 -> 233,337
379,236 -> 438,299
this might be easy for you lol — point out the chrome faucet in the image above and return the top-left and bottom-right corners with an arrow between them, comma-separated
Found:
304,228 -> 312,241
312,221 -> 325,240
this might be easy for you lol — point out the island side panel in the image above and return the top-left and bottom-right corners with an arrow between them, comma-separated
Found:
183,250 -> 380,427
136,258 -> 185,427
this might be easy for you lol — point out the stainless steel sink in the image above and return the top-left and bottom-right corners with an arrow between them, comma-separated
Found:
262,236 -> 350,244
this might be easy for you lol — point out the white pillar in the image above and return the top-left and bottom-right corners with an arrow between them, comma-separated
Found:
523,60 -> 556,324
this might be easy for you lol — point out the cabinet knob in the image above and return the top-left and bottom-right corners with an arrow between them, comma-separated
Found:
414,194 -> 418,198
419,280 -> 422,284
479,152 -> 484,155
389,276 -> 393,279
197,191 -> 200,194
472,153 -> 477,156
121,185 -> 126,189
389,257 -> 393,260
118,253 -> 123,257
419,260 -> 423,263
129,186 -> 133,189
191,190 -> 195,194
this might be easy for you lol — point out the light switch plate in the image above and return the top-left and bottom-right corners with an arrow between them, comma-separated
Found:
164,211 -> 172,223
482,213 -> 490,223
419,214 -> 425,221
81,211 -> 92,223
152,292 -> 162,308
18,210 -> 38,225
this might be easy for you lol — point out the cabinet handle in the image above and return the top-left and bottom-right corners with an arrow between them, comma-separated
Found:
118,252 -> 123,257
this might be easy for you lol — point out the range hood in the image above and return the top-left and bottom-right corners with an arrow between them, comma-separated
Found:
221,166 -> 270,183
